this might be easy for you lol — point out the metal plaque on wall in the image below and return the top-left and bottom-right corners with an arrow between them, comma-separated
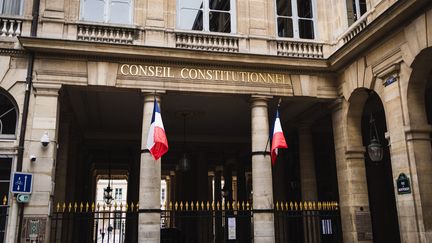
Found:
21,217 -> 47,242
355,210 -> 373,241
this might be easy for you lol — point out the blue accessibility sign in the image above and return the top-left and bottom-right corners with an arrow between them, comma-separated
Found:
11,172 -> 33,194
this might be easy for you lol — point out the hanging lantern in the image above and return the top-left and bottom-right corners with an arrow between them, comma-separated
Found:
178,153 -> 191,172
103,185 -> 113,205
368,114 -> 383,162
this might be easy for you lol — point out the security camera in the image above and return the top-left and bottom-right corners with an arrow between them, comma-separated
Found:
30,155 -> 36,162
41,132 -> 50,147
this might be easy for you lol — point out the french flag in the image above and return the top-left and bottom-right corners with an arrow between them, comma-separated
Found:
271,109 -> 288,165
146,99 -> 169,160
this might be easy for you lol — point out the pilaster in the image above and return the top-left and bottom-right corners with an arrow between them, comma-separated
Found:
331,99 -> 372,243
22,83 -> 61,242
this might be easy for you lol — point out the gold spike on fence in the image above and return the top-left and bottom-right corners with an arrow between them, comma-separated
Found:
2,195 -> 7,205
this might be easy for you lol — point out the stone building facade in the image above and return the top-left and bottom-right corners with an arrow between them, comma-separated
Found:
0,0 -> 431,242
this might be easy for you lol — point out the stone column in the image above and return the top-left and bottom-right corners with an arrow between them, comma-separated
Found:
22,83 -> 61,243
138,94 -> 161,242
251,96 -> 275,242
298,125 -> 320,243
332,99 -> 372,243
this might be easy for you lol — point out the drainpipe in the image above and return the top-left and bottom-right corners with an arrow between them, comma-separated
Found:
16,0 -> 40,242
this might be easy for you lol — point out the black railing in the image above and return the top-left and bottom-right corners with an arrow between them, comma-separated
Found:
50,201 -> 341,243
0,203 -> 8,243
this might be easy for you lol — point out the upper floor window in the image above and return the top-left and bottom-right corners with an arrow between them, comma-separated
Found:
0,92 -> 17,139
177,0 -> 236,33
347,0 -> 366,25
276,0 -> 315,39
80,0 -> 133,25
0,0 -> 24,16
114,188 -> 123,200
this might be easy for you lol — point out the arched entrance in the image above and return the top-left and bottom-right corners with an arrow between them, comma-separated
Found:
360,91 -> 400,243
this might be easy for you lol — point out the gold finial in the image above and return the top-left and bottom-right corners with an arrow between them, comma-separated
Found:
125,202 -> 129,212
201,201 -> 205,211
276,202 -> 279,211
241,201 -> 245,211
212,201 -> 215,211
74,202 -> 78,212
136,201 -> 139,212
62,202 -> 66,212
56,203 -> 60,212
114,201 -> 118,210
289,202 -> 293,210
79,202 -> 84,212
2,195 -> 7,205
232,201 -> 236,210
299,201 -> 303,211
68,202 -> 72,212
217,201 -> 220,210
335,202 -> 339,210
246,202 -> 250,210
169,201 -> 173,210
175,202 -> 178,211
180,201 -> 184,211
225,201 -> 229,210
185,201 -> 189,211
119,202 -> 123,211
207,201 -> 210,211
236,201 -> 240,210
312,202 -> 316,210
86,202 -> 90,212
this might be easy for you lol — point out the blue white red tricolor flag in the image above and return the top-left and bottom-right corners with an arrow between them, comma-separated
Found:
146,99 -> 169,160
271,109 -> 288,165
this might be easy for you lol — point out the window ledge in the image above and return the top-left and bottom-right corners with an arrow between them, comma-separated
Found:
75,21 -> 139,30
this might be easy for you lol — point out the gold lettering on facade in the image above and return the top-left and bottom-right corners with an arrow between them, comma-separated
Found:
120,64 -> 289,85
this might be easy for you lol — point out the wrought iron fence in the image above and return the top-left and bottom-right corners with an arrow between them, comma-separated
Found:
0,196 -> 9,243
50,200 -> 340,243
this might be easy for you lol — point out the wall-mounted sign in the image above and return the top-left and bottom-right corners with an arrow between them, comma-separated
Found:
396,173 -> 411,194
228,217 -> 236,240
11,172 -> 33,194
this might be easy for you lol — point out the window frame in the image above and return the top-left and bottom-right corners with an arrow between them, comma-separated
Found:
0,0 -> 24,16
275,0 -> 318,40
79,0 -> 134,25
0,91 -> 18,140
176,0 -> 237,34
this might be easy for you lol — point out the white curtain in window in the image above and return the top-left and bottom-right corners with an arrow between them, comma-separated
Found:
82,0 -> 105,22
110,0 -> 132,24
1,0 -> 23,15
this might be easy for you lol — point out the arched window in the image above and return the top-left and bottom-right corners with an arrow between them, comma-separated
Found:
0,92 -> 18,138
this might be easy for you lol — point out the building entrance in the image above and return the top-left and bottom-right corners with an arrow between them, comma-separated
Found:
51,87 -> 341,242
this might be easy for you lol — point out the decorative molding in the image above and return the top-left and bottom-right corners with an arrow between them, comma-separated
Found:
276,40 -> 324,59
77,24 -> 139,44
404,125 -> 432,141
175,32 -> 239,52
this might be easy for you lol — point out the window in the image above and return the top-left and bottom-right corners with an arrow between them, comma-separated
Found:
80,0 -> 133,25
276,0 -> 315,39
0,92 -> 17,138
347,0 -> 367,25
177,0 -> 236,33
0,0 -> 24,15
114,188 -> 122,200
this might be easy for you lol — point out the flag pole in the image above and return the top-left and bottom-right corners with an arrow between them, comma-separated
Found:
264,98 -> 282,157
